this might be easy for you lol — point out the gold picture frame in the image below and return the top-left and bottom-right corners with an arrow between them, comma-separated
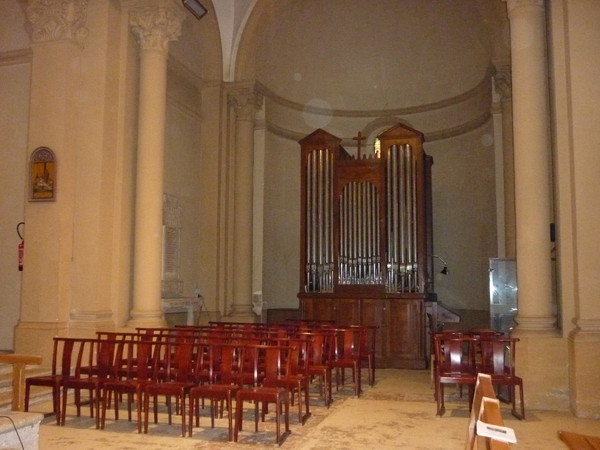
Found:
29,146 -> 56,201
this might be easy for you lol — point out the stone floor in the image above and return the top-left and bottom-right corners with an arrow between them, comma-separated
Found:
31,369 -> 600,449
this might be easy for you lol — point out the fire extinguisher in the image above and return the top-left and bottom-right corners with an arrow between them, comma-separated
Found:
17,222 -> 24,271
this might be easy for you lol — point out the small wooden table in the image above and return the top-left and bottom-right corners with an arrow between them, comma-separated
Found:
0,354 -> 43,411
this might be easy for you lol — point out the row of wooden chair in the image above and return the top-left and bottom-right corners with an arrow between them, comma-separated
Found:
432,330 -> 525,420
24,323 -> 377,445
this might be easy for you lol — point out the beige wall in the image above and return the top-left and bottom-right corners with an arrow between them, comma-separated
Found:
0,61 -> 30,350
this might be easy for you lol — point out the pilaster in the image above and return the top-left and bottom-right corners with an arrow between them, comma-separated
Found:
227,87 -> 263,322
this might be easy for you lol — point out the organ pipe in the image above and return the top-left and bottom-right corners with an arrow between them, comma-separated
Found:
299,124 -> 427,295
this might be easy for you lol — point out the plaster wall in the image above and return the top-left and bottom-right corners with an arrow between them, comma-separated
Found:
0,62 -> 30,350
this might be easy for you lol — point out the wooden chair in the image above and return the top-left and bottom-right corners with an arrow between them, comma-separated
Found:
433,334 -> 477,416
234,344 -> 291,446
143,340 -> 197,436
262,337 -> 311,424
301,330 -> 335,407
24,337 -> 82,425
188,343 -> 243,441
351,324 -> 378,386
60,337 -> 115,428
330,327 -> 364,397
477,337 -> 525,419
100,337 -> 160,432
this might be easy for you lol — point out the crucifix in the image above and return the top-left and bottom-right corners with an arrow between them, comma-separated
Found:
353,131 -> 366,158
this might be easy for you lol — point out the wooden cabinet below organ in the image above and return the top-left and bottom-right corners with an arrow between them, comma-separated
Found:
299,295 -> 426,369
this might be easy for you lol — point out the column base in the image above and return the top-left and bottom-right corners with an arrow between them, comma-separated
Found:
569,327 -> 600,418
224,304 -> 259,324
512,315 -> 558,337
126,309 -> 167,329
69,309 -> 115,331
511,334 -> 569,411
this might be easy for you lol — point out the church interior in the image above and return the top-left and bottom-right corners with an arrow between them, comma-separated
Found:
1,0 -> 600,447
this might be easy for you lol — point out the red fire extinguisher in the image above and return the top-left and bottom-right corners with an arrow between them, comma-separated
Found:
17,222 -> 24,271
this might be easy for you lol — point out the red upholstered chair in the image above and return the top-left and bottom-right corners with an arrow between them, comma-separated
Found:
234,345 -> 291,446
433,334 -> 477,416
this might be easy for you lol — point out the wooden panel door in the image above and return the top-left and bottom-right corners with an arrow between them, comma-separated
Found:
300,297 -> 337,322
360,298 -> 387,365
386,298 -> 426,369
336,298 -> 361,326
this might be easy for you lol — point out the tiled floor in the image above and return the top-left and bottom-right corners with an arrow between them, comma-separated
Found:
32,369 -> 600,449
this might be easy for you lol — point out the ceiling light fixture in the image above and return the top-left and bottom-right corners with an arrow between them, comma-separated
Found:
182,0 -> 208,20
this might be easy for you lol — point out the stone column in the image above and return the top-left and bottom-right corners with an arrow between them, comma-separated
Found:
493,65 -> 516,259
507,0 -> 556,334
123,1 -> 185,328
228,87 -> 262,322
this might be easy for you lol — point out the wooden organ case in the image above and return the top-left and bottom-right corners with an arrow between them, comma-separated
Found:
298,123 -> 431,369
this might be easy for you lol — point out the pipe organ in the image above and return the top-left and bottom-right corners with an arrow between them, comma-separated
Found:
298,123 -> 431,369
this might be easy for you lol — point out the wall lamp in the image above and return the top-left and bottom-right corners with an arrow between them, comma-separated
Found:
182,0 -> 208,20
433,255 -> 449,275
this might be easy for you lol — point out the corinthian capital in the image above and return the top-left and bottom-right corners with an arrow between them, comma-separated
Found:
25,0 -> 89,45
122,0 -> 185,51
229,88 -> 263,121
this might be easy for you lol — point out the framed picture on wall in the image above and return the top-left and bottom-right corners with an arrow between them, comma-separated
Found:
29,146 -> 56,201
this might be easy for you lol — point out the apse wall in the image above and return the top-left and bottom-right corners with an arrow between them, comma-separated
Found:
255,0 -> 502,315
